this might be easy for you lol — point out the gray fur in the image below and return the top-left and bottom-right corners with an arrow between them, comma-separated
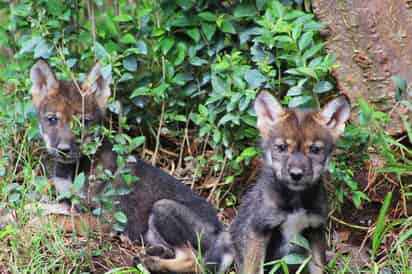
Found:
230,91 -> 350,274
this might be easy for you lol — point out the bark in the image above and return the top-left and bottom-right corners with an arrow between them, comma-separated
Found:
312,0 -> 411,134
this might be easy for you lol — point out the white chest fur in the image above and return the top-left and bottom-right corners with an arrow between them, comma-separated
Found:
281,209 -> 324,242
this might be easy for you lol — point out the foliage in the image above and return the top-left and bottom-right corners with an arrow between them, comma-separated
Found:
0,0 -> 336,208
0,0 -> 411,273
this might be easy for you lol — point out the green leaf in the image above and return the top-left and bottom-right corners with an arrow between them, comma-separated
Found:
198,104 -> 208,116
102,15 -> 119,37
174,42 -> 187,65
292,22 -> 303,41
236,147 -> 258,162
95,42 -> 109,60
113,15 -> 133,22
234,4 -> 257,18
290,234 -> 310,251
244,69 -> 266,89
287,85 -> 303,96
213,129 -> 221,143
114,211 -> 128,224
151,28 -> 165,37
282,254 -> 305,265
190,57 -> 208,66
218,113 -> 239,126
286,67 -> 318,79
303,42 -> 325,60
313,81 -> 333,94
198,12 -> 216,22
172,72 -> 193,86
122,56 -> 138,72
130,87 -> 150,98
185,28 -> 200,42
201,23 -> 216,41
372,192 -> 392,260
221,21 -> 236,34
160,37 -> 175,55
120,34 -> 137,44
288,96 -> 312,107
72,173 -> 85,193
391,228 -> 412,252
130,136 -> 145,150
298,31 -> 313,51
34,40 -> 53,59
212,75 -> 229,93
136,40 -> 148,55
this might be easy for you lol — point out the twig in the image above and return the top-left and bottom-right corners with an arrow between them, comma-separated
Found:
207,156 -> 227,202
177,117 -> 190,170
87,0 -> 97,61
152,102 -> 165,166
330,215 -> 369,231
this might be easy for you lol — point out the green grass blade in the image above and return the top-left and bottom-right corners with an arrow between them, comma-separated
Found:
371,191 -> 392,260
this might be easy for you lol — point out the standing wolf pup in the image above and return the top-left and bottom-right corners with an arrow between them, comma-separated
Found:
231,91 -> 350,274
30,59 -> 233,274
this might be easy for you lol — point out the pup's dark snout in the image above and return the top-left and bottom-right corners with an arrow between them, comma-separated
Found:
288,152 -> 307,181
289,168 -> 303,181
57,143 -> 72,156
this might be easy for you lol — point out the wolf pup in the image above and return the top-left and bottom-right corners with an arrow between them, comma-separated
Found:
30,59 -> 233,273
230,91 -> 350,274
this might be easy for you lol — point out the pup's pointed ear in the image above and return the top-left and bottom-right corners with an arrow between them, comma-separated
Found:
30,59 -> 59,108
320,95 -> 351,138
254,91 -> 283,138
82,63 -> 112,110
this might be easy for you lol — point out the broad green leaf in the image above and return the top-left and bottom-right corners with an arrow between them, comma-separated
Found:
198,12 -> 216,22
282,254 -> 305,265
190,57 -> 208,66
313,81 -> 333,94
303,42 -> 325,61
201,23 -> 216,41
174,42 -> 187,65
122,56 -> 138,72
136,40 -> 148,55
218,113 -> 239,126
244,69 -> 266,89
185,28 -> 200,42
234,4 -> 257,18
298,31 -> 313,50
160,37 -> 175,55
221,21 -> 236,34
114,211 -> 128,224
34,40 -> 53,59
113,15 -> 133,22
288,96 -> 312,107
72,173 -> 85,193
130,87 -> 150,98
120,34 -> 137,44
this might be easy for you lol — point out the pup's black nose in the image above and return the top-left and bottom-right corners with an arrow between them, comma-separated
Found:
290,168 -> 303,181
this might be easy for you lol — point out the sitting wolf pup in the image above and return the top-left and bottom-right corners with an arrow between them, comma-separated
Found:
30,59 -> 233,273
230,91 -> 350,274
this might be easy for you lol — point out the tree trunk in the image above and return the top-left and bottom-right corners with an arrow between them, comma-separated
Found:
312,0 -> 411,134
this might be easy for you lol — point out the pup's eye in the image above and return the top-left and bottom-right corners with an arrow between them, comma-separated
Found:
47,115 -> 58,126
309,144 -> 323,154
275,143 -> 288,152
